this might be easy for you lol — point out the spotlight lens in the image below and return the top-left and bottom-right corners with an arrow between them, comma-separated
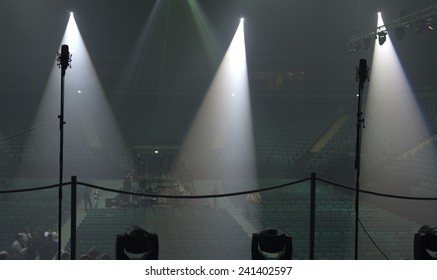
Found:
241,17 -> 244,22
70,12 -> 74,16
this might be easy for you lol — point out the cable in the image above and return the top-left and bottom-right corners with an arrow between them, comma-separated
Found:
358,218 -> 389,260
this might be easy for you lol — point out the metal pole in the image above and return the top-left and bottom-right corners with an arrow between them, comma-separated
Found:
310,172 -> 316,260
57,45 -> 71,260
70,176 -> 77,260
57,61 -> 65,260
354,59 -> 368,260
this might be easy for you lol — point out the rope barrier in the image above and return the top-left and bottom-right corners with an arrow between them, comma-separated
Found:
1,174 -> 433,260
78,177 -> 311,199
1,176 -> 436,201
317,177 -> 437,201
0,182 -> 70,194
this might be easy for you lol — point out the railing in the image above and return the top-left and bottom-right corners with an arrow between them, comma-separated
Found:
1,172 -> 436,260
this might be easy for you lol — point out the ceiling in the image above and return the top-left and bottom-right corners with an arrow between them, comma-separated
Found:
0,0 -> 436,94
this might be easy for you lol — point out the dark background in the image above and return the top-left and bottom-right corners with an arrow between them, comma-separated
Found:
1,0 -> 436,95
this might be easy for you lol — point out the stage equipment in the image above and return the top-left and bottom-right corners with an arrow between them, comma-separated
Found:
116,226 -> 159,260
349,41 -> 362,53
354,58 -> 369,260
347,4 -> 437,51
56,44 -> 71,259
426,16 -> 435,30
251,229 -> 292,260
414,225 -> 437,260
377,30 -> 387,45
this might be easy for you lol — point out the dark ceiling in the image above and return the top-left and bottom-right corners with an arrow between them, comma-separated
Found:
0,0 -> 436,94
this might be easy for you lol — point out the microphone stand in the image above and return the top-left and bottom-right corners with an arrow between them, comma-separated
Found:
354,58 -> 369,260
56,45 -> 71,260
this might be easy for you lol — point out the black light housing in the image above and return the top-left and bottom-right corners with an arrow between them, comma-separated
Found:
251,229 -> 292,260
426,16 -> 435,30
414,225 -> 437,260
377,30 -> 387,45
116,225 -> 159,260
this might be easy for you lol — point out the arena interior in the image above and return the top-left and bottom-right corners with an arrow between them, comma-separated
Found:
1,0 -> 437,260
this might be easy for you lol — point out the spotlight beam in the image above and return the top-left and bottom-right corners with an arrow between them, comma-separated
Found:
24,11 -> 132,259
171,18 -> 256,183
361,13 -> 435,260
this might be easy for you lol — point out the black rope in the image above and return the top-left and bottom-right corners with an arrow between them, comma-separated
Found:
77,177 -> 312,199
316,177 -> 437,201
2,176 -> 436,201
316,177 -> 355,191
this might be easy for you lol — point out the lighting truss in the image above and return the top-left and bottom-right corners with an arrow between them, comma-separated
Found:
348,4 -> 437,50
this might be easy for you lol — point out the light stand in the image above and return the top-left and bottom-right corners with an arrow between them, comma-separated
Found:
354,58 -> 369,260
56,44 -> 71,260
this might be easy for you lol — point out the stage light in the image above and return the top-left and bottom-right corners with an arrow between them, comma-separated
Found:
116,226 -> 159,260
251,229 -> 292,260
377,30 -> 387,45
362,11 -> 434,201
349,41 -> 362,53
20,11 -> 132,180
414,225 -> 437,260
240,17 -> 244,22
171,17 -> 257,181
426,16 -> 435,30
70,12 -> 74,16
349,6 -> 437,49
187,0 -> 221,66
